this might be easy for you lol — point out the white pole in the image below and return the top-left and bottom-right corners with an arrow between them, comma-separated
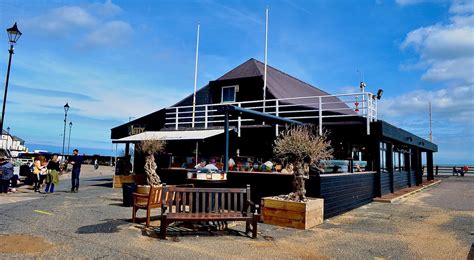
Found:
263,6 -> 268,113
429,101 -> 432,142
192,23 -> 200,128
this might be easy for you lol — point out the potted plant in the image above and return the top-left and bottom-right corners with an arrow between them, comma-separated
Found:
136,138 -> 166,194
262,125 -> 332,229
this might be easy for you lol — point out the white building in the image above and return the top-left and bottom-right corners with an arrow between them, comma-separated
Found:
1,130 -> 28,156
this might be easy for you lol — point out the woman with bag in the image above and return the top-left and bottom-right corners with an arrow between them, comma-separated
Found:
33,155 -> 47,192
45,155 -> 60,193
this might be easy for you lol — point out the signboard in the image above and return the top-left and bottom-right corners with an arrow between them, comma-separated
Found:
129,125 -> 145,136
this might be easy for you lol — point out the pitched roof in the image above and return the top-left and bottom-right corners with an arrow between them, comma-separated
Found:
13,136 -> 25,142
217,58 -> 355,115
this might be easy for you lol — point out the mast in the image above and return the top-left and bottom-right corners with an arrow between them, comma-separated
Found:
429,101 -> 432,142
263,6 -> 268,113
192,23 -> 200,128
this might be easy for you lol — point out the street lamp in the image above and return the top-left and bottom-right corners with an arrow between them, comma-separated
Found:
6,126 -> 10,150
67,121 -> 72,156
62,103 -> 70,161
0,22 -> 22,133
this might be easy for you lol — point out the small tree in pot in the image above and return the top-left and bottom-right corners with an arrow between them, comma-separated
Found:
138,139 -> 166,186
274,125 -> 332,202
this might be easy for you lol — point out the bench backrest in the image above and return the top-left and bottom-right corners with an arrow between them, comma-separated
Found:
141,184 -> 194,207
163,185 -> 252,214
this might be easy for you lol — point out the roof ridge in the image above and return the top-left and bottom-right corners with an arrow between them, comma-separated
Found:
253,58 -> 331,95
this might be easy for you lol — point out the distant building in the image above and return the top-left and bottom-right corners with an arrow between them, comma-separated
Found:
1,130 -> 28,157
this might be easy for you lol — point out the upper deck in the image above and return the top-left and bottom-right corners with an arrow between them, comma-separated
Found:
165,91 -> 378,135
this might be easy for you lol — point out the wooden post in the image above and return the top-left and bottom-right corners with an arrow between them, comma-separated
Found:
435,165 -> 439,176
407,152 -> 412,187
224,111 -> 229,172
387,143 -> 394,193
373,141 -> 382,197
427,151 -> 434,181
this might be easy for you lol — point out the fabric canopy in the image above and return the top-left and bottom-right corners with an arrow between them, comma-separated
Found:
112,129 -> 225,143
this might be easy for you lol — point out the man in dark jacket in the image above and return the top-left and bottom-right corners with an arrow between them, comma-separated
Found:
69,149 -> 83,193
0,155 -> 14,193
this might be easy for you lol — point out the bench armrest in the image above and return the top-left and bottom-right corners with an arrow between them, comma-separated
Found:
132,193 -> 148,198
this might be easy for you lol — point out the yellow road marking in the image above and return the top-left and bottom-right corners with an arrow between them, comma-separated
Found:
33,210 -> 53,215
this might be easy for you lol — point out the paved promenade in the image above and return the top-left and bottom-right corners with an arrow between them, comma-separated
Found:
1,166 -> 472,259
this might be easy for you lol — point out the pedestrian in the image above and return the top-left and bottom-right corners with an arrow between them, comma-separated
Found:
69,149 -> 83,193
45,155 -> 60,193
94,158 -> 99,170
0,154 -> 14,194
33,156 -> 47,192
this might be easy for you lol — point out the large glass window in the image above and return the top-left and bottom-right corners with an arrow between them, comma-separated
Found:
221,86 -> 236,103
380,142 -> 387,173
393,151 -> 400,172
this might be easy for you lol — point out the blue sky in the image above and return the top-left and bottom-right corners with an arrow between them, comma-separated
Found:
0,0 -> 472,164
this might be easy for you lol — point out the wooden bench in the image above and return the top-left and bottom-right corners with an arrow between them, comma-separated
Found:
132,184 -> 193,227
160,184 -> 259,239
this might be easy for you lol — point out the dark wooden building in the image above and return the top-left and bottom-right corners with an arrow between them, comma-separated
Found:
111,58 -> 437,218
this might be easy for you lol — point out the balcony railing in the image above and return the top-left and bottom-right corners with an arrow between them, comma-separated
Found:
165,92 -> 377,135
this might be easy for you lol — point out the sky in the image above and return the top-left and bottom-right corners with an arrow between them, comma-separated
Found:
0,0 -> 472,164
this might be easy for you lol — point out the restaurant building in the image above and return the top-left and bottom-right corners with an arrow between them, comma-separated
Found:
111,58 -> 437,218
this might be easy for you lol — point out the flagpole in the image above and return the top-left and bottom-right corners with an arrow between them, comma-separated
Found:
263,6 -> 268,113
192,23 -> 200,128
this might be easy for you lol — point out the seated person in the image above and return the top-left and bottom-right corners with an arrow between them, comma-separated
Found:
204,163 -> 219,171
195,160 -> 206,169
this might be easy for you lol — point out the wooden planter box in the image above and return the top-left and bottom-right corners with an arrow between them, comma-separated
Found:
261,197 -> 324,230
113,174 -> 146,188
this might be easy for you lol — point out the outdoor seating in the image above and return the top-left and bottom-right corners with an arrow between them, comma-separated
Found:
132,184 -> 194,227
159,184 -> 259,239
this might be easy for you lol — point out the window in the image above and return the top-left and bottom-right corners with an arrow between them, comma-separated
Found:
380,142 -> 387,173
221,86 -> 236,103
393,151 -> 400,172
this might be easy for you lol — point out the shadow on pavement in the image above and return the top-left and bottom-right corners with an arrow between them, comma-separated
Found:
76,219 -> 129,234
144,222 -> 251,241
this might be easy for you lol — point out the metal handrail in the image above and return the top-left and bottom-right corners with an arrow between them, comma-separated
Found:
164,92 -> 377,135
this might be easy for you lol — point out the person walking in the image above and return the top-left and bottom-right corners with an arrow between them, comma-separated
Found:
0,155 -> 14,194
45,155 -> 60,193
69,149 -> 83,193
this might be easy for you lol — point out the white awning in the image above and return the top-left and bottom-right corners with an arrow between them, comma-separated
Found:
112,129 -> 225,143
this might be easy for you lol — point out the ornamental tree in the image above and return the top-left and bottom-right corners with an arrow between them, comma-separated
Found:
274,125 -> 332,201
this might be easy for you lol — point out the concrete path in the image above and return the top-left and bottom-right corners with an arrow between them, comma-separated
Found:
1,166 -> 472,259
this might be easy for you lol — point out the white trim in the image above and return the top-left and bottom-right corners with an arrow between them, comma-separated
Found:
221,85 -> 237,103
112,129 -> 225,143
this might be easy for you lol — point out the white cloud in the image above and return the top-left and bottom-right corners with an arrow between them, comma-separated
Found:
396,0 -> 448,6
25,2 -> 132,49
27,6 -> 96,32
90,0 -> 123,17
379,85 -> 474,123
396,0 -> 425,5
79,20 -> 132,47
449,0 -> 474,14
401,1 -> 474,84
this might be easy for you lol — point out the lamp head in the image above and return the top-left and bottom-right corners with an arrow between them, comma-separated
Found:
69,121 -> 73,127
6,22 -> 22,45
64,102 -> 70,113
376,89 -> 383,100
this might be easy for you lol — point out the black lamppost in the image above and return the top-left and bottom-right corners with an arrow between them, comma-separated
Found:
6,126 -> 10,150
62,103 -> 70,160
67,121 -> 72,156
0,23 -> 22,133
